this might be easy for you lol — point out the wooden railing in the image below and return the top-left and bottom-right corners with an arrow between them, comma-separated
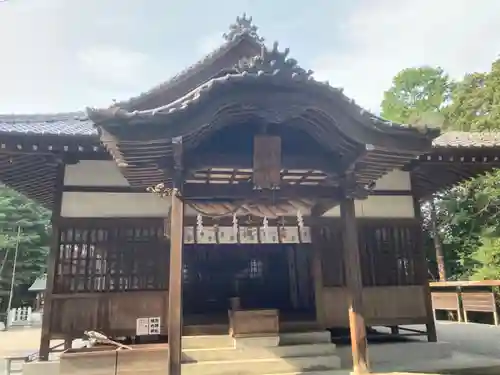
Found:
429,280 -> 500,326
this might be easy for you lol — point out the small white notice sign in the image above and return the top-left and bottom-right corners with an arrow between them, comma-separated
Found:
136,317 -> 161,336
148,317 -> 161,335
136,317 -> 149,336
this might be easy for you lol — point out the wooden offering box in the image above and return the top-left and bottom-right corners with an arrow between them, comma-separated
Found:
229,308 -> 279,337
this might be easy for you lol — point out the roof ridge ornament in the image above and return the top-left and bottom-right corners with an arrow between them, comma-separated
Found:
223,13 -> 264,43
235,41 -> 313,81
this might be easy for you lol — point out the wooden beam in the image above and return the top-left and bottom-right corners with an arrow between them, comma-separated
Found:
167,136 -> 184,375
183,152 -> 340,175
311,200 -> 338,217
39,161 -> 65,361
340,196 -> 369,374
182,182 -> 342,200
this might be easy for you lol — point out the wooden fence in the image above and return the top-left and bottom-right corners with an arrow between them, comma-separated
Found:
430,280 -> 500,325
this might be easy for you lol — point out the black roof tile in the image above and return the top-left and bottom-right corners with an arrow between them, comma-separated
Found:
0,112 -> 97,136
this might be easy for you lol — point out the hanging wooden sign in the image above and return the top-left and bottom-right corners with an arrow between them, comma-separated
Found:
260,226 -> 279,244
183,226 -> 311,244
280,226 -> 300,243
218,226 -> 238,243
197,227 -> 217,244
253,135 -> 282,189
299,227 -> 312,243
239,227 -> 259,244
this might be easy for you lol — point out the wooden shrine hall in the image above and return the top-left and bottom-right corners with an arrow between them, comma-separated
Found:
2,14 -> 500,375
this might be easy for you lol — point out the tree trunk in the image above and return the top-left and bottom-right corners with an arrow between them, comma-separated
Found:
430,197 -> 447,281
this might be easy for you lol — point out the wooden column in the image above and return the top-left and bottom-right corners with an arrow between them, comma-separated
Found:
39,161 -> 65,361
311,224 -> 325,328
412,194 -> 438,342
340,197 -> 369,374
167,136 -> 185,375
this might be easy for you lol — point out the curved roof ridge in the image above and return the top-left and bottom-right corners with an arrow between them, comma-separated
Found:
88,42 -> 439,141
0,111 -> 87,123
115,33 -> 263,111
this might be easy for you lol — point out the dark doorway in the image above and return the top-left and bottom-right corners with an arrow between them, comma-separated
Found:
182,244 -> 314,317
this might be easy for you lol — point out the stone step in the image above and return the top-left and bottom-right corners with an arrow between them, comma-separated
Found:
279,331 -> 331,346
182,355 -> 341,375
182,343 -> 337,363
182,334 -> 233,349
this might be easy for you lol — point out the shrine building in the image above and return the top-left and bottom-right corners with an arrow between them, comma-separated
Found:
2,14 -> 500,375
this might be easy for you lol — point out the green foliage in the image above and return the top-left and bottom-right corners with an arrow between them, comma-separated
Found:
381,66 -> 454,127
0,187 -> 50,292
381,58 -> 500,281
447,59 -> 500,131
470,236 -> 500,281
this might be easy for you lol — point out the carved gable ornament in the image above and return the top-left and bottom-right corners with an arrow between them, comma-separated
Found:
223,13 -> 265,43
235,42 -> 313,82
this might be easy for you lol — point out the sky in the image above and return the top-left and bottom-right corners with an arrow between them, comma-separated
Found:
0,0 -> 499,114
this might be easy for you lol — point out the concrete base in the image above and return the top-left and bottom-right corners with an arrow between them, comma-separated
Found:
234,335 -> 280,348
337,341 -> 452,368
182,355 -> 341,375
23,361 -> 59,375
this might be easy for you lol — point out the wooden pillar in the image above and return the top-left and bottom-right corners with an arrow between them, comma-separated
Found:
39,161 -> 65,360
167,136 -> 184,375
412,194 -> 437,342
311,224 -> 325,328
340,197 -> 369,374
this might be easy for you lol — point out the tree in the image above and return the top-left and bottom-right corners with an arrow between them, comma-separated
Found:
438,58 -> 500,279
447,59 -> 500,131
0,187 -> 50,293
381,66 -> 455,280
381,66 -> 454,127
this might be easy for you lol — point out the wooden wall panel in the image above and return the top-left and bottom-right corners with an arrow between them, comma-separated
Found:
316,218 -> 424,288
50,291 -> 168,337
322,286 -> 428,327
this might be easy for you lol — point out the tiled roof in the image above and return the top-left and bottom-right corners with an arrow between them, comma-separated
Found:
433,131 -> 500,148
0,112 -> 97,136
28,274 -> 46,292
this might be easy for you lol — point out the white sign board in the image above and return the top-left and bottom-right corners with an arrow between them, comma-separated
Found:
136,317 -> 149,336
148,317 -> 161,335
136,317 -> 161,336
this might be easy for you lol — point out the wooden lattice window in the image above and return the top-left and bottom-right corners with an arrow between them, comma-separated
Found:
54,219 -> 168,293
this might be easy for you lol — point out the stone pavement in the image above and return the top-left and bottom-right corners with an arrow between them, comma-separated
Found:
1,322 -> 500,374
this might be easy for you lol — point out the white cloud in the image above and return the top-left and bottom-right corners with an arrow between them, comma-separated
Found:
77,46 -> 149,87
312,0 -> 500,112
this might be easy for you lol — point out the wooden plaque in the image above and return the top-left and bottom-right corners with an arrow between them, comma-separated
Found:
197,227 -> 217,244
260,226 -> 279,244
300,227 -> 312,243
253,135 -> 281,189
239,227 -> 259,244
280,226 -> 300,243
218,226 -> 238,243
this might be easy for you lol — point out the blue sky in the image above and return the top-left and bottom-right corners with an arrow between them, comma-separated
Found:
0,0 -> 499,114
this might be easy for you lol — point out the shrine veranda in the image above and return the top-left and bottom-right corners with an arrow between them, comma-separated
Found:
2,14 -> 500,374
